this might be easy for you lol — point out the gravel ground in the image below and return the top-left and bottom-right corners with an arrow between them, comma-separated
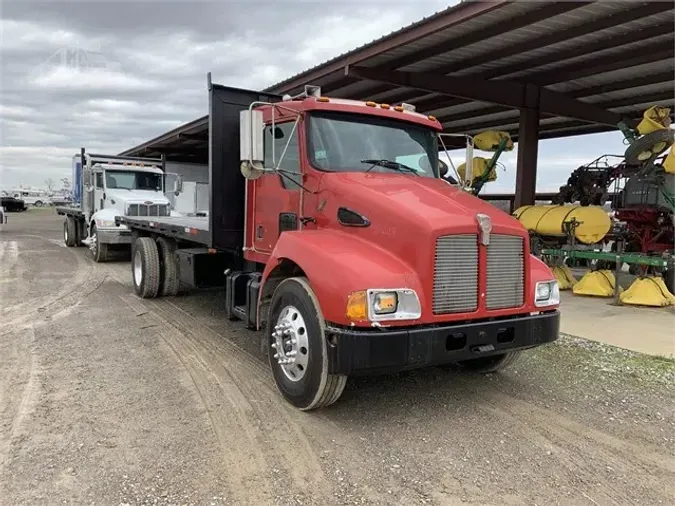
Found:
1,210 -> 674,505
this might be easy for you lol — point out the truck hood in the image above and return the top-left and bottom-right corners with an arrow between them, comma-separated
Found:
106,189 -> 169,205
320,172 -> 525,236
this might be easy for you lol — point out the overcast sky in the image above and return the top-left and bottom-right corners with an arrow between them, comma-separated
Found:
1,0 -> 624,193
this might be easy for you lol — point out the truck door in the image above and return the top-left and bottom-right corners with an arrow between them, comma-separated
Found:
252,120 -> 302,254
94,171 -> 105,212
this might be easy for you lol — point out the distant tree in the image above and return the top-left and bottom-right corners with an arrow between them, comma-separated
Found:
45,178 -> 56,191
60,178 -> 71,191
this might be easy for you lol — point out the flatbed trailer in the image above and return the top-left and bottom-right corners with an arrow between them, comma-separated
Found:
117,74 -> 561,411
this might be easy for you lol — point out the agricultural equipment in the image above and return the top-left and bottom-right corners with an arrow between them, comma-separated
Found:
516,106 -> 675,306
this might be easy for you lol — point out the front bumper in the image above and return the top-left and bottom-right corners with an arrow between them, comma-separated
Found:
97,228 -> 132,245
326,311 -> 560,376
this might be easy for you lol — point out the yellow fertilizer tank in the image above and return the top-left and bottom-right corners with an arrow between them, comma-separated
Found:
513,205 -> 611,245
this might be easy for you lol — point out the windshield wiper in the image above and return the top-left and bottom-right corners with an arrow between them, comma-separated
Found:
361,159 -> 420,176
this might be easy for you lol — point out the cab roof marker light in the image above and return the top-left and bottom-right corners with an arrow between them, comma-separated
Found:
380,103 -> 390,109
317,97 -> 330,103
394,106 -> 404,112
428,115 -> 437,122
365,101 -> 377,107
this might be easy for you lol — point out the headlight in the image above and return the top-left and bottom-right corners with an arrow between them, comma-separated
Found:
535,280 -> 560,307
346,289 -> 422,321
95,218 -> 117,228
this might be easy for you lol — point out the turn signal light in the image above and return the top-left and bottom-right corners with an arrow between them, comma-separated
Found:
346,291 -> 368,320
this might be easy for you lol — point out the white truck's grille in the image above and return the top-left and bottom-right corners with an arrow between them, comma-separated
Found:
127,203 -> 169,217
486,235 -> 525,310
433,235 -> 479,314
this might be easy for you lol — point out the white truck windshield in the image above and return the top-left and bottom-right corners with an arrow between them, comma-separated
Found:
105,171 -> 162,191
308,111 -> 439,177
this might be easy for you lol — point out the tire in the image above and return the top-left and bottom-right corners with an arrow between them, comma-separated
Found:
34,200 -> 43,207
459,351 -> 521,374
625,129 -> 674,165
267,277 -> 347,411
132,237 -> 161,298
64,217 -> 76,247
156,237 -> 179,296
90,224 -> 108,263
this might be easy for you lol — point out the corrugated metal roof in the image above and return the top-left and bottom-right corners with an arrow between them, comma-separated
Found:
266,0 -> 675,139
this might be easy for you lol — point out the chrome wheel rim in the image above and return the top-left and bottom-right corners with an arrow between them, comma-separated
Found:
272,305 -> 309,382
133,250 -> 143,286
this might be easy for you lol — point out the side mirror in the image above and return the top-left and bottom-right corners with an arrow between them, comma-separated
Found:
173,174 -> 184,195
438,159 -> 449,177
240,109 -> 264,165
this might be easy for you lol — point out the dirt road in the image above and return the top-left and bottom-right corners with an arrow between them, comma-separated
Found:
1,211 -> 674,505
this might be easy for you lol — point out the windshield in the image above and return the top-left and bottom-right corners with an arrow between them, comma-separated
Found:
308,111 -> 439,177
105,170 -> 162,191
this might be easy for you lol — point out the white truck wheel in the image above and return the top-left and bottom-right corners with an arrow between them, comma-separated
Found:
64,217 -> 77,247
132,237 -> 161,299
267,277 -> 347,411
90,224 -> 109,263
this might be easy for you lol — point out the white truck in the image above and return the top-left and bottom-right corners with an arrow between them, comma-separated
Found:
56,149 -> 176,262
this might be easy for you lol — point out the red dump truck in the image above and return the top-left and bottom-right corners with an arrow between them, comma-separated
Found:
117,75 -> 560,410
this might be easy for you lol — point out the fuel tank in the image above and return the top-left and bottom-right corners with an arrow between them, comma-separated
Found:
513,204 -> 611,244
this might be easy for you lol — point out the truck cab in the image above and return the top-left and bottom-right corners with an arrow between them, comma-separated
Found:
240,89 -> 560,408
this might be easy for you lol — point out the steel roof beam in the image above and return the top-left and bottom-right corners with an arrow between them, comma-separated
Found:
324,1 -> 590,95
346,66 -> 622,126
346,2 -> 674,101
435,71 -> 675,123
366,22 -> 674,107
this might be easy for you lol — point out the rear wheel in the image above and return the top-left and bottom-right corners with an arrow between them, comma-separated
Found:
459,351 -> 521,373
132,237 -> 161,299
34,200 -> 43,207
267,277 -> 347,410
157,237 -> 179,296
64,217 -> 76,247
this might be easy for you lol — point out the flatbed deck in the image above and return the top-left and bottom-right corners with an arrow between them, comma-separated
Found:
55,206 -> 83,216
117,215 -> 210,245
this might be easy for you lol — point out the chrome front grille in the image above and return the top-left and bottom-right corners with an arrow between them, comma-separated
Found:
486,235 -> 524,310
433,234 -> 478,314
126,203 -> 169,217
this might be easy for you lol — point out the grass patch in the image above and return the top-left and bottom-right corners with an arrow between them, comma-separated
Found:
529,333 -> 675,388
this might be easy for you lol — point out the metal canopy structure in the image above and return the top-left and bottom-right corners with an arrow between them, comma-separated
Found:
265,0 -> 674,206
120,116 -> 209,163
123,0 -> 674,207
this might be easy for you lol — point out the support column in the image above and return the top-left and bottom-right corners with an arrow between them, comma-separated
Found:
514,86 -> 540,210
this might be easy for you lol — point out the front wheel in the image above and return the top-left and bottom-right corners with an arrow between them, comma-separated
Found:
267,277 -> 347,411
459,351 -> 522,373
34,200 -> 43,207
89,224 -> 108,262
